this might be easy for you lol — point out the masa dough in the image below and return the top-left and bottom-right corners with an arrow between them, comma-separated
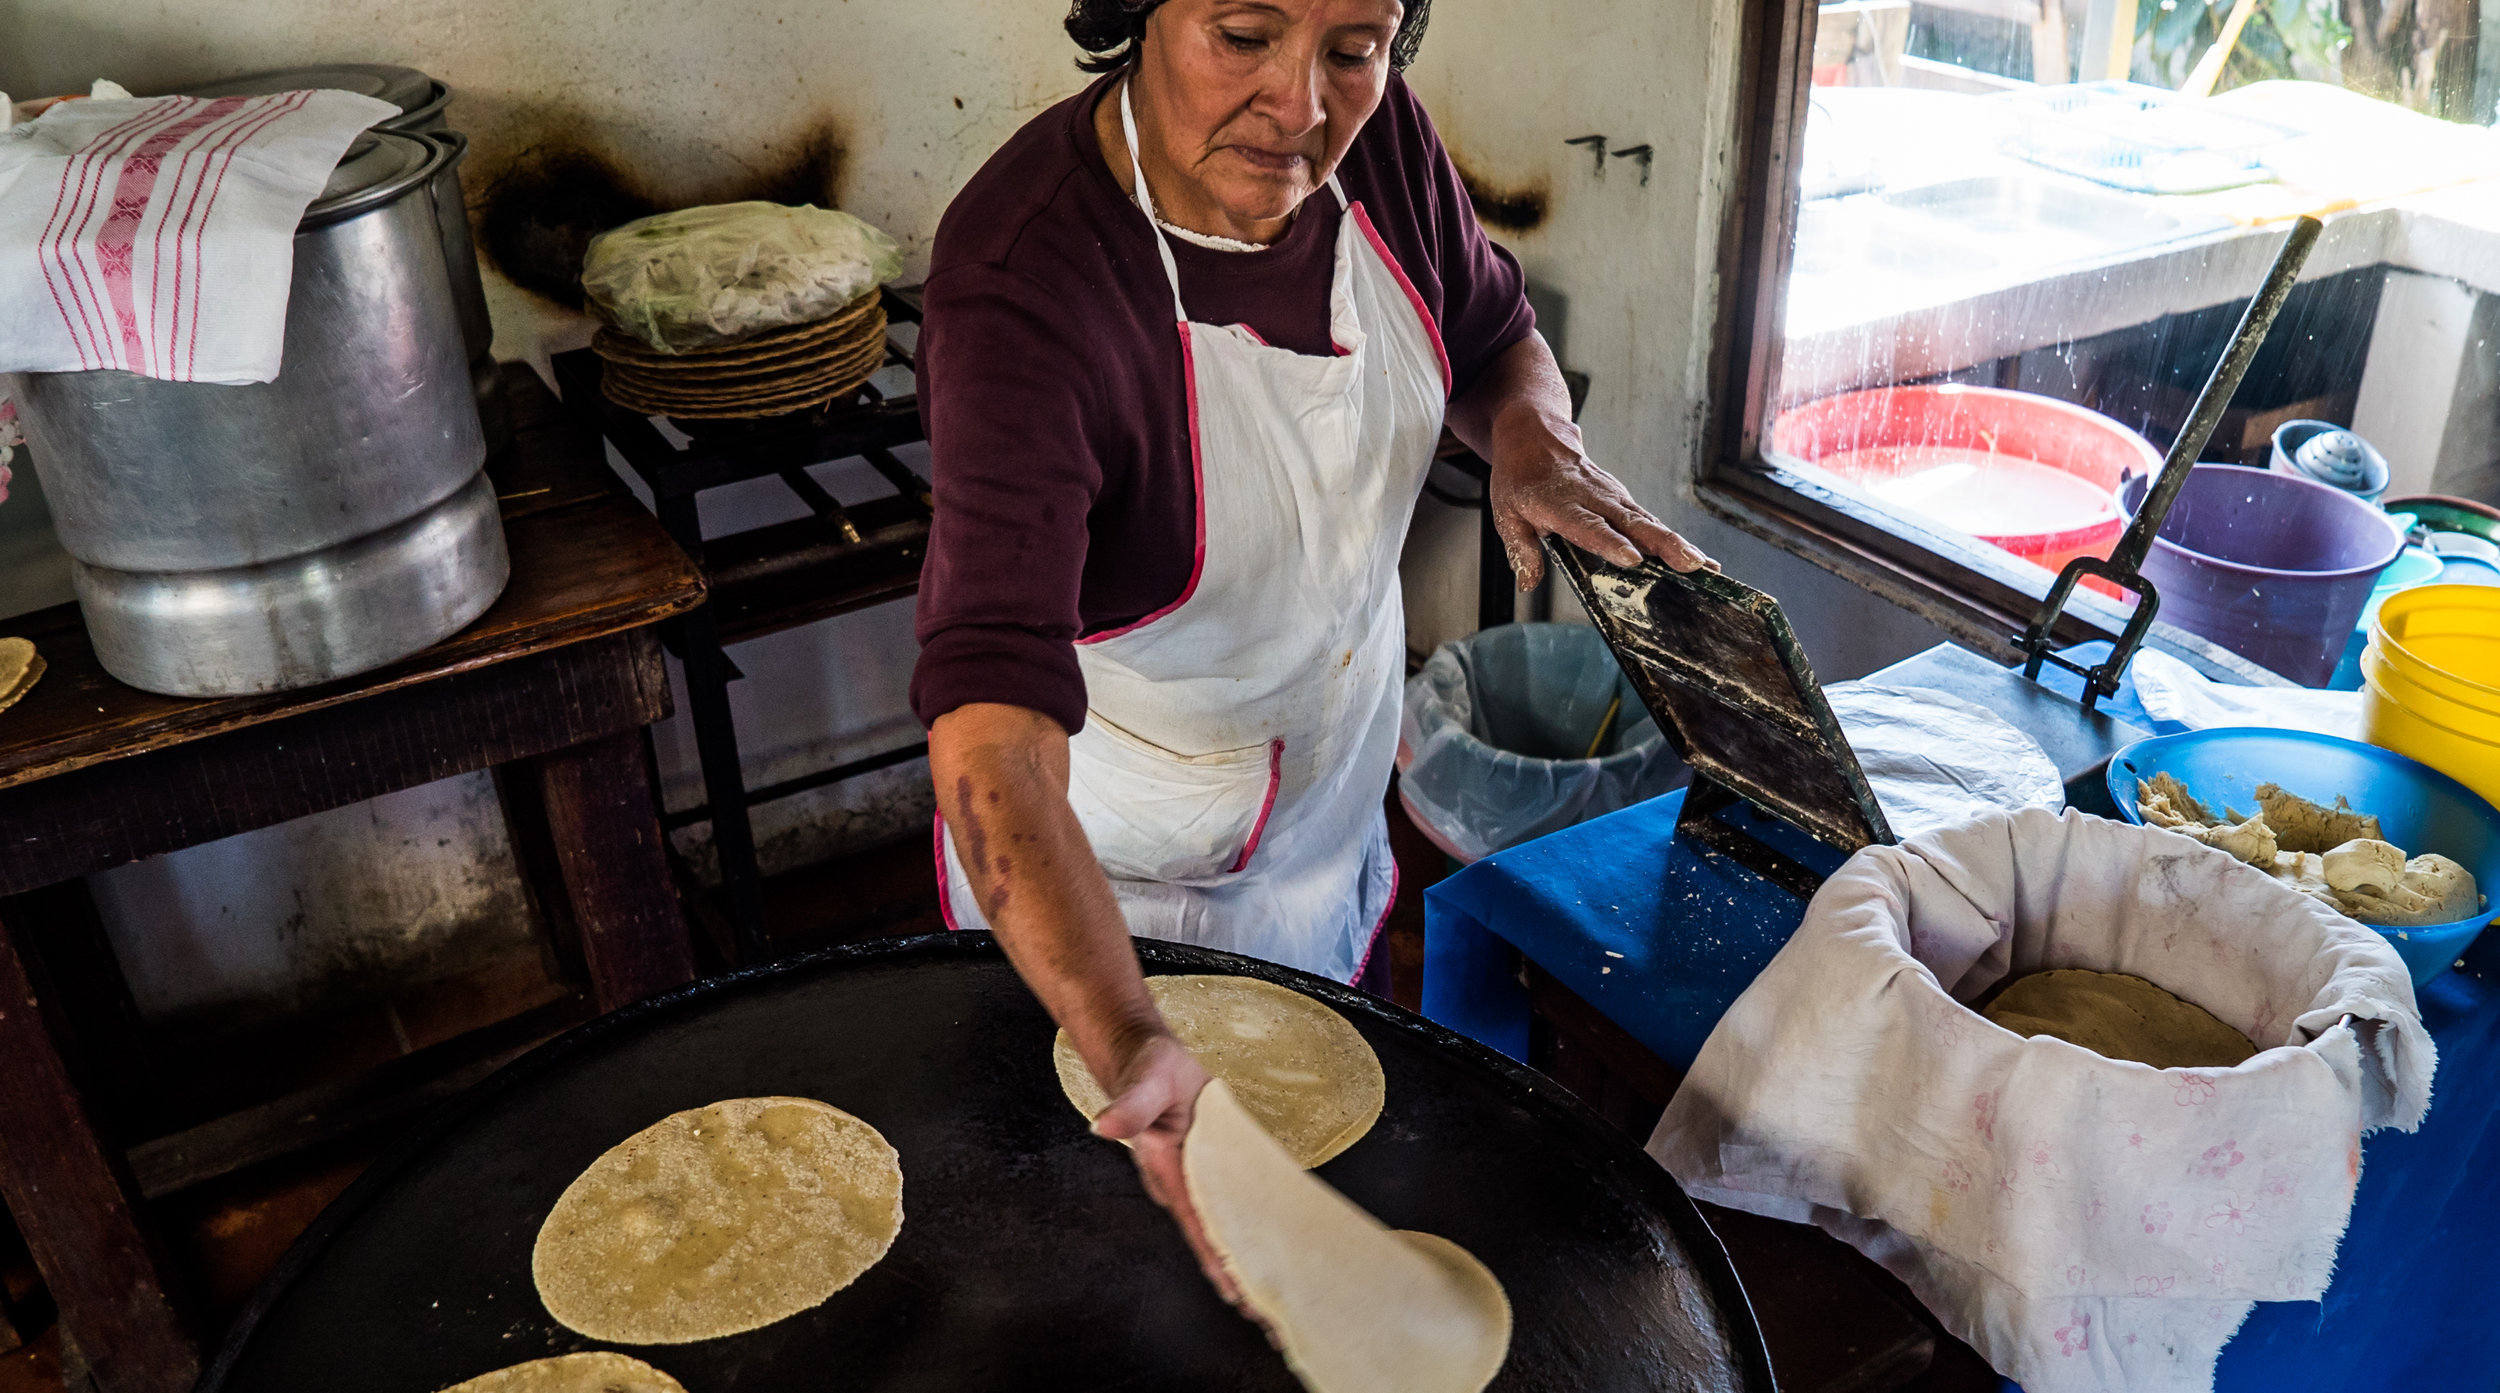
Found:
2254,783 -> 2382,852
437,1353 -> 686,1393
1184,1079 -> 1509,1393
1982,969 -> 2257,1069
531,1096 -> 903,1344
2137,775 -> 2478,926
1055,974 -> 1384,1167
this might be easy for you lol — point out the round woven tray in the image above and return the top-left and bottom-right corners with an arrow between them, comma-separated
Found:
595,292 -> 889,421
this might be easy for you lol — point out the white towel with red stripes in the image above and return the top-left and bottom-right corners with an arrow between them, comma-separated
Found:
0,90 -> 395,385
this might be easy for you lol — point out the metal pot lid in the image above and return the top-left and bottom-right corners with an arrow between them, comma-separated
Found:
179,62 -> 436,114
377,81 -> 453,134
302,131 -> 447,229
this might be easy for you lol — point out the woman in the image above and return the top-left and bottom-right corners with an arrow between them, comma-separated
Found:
913,0 -> 1710,1280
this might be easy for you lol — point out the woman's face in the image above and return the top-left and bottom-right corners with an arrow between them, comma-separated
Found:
1135,0 -> 1404,231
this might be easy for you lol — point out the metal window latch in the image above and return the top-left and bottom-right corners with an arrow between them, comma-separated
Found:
1564,134 -> 1608,175
1609,144 -> 1654,187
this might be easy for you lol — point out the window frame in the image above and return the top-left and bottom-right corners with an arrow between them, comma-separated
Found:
1693,0 -> 2292,684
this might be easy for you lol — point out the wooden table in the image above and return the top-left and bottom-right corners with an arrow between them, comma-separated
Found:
0,366 -> 705,1393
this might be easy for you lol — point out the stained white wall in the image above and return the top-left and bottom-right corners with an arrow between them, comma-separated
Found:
1,1 -> 1085,283
0,0 -> 1947,1025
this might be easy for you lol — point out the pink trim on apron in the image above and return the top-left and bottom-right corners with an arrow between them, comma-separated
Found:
1224,739 -> 1287,874
1077,322 -> 1208,646
1350,860 -> 1402,987
1348,201 -> 1451,396
1237,323 -> 1352,356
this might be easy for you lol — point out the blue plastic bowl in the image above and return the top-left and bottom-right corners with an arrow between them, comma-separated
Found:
2106,728 -> 2500,986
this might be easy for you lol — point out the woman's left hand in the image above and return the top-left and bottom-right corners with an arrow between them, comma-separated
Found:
1487,434 -> 1715,591
1449,333 -> 1715,592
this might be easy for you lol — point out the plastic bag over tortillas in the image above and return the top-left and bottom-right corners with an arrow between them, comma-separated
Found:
581,201 -> 902,353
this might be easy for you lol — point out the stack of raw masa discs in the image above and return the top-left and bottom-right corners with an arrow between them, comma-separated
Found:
595,289 -> 888,420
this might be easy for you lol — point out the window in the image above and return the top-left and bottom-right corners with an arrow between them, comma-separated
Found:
1702,0 -> 2500,678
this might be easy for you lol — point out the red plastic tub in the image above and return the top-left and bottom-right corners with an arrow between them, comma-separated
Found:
1770,385 -> 2162,585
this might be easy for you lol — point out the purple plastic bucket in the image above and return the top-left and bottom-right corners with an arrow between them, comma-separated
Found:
2118,465 -> 2404,685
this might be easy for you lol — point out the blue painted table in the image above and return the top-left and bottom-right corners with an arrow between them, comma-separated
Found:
1423,782 -> 2500,1392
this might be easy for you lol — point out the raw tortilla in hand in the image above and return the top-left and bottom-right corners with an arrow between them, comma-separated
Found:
532,1096 -> 903,1344
436,1352 -> 686,1392
1981,969 -> 2257,1069
1056,974 -> 1385,1167
1184,1079 -> 1510,1393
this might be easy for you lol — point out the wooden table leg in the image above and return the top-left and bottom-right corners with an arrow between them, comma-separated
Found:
0,915 -> 198,1393
535,729 -> 699,1013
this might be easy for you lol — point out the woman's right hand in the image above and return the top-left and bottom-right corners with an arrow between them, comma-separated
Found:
1090,1031 -> 1244,1306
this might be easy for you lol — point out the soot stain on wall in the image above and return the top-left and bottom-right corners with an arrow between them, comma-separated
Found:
1450,156 -> 1550,235
476,122 -> 848,308
477,144 -> 656,307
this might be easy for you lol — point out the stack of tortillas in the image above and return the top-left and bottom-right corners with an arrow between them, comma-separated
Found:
0,637 -> 43,714
595,289 -> 888,420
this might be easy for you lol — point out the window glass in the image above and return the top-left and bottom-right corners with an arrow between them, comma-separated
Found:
1768,0 -> 2499,646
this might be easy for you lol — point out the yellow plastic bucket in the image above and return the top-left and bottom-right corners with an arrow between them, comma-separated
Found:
2361,585 -> 2500,807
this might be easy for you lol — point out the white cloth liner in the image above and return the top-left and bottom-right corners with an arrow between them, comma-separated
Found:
1650,807 -> 2433,1393
1825,682 -> 2066,839
0,89 -> 393,384
2128,649 -> 2363,740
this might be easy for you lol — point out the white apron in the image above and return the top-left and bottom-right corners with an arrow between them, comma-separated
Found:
937,81 -> 1451,982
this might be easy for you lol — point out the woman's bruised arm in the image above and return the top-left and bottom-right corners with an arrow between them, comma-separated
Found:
926,701 -> 1237,1300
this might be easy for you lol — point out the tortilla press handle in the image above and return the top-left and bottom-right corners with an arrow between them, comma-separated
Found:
2019,215 -> 2325,711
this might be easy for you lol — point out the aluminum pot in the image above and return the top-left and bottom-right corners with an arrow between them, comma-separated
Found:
177,64 -> 505,451
423,130 -> 509,451
7,130 -> 508,697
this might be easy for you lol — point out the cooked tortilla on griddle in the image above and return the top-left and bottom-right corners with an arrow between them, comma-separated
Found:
438,1352 -> 687,1392
1055,974 -> 1385,1167
531,1096 -> 903,1344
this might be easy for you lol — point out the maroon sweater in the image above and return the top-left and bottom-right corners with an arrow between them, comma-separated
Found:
910,70 -> 1533,735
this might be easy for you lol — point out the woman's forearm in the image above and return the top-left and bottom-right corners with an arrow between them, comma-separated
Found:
1443,330 -> 1579,465
928,702 -> 1167,1088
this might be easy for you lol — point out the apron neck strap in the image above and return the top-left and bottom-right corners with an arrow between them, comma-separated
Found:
1118,76 -> 1350,322
1119,78 -> 1190,324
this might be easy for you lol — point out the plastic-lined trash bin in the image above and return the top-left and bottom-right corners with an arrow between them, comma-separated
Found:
1396,623 -> 1689,863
